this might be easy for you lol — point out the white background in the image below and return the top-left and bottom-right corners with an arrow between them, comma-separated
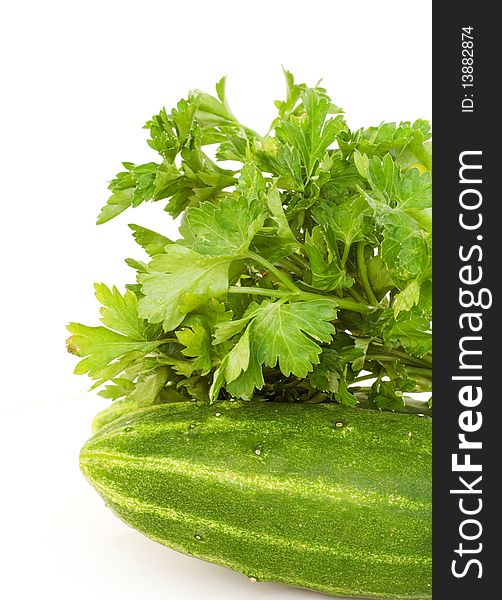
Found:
0,1 -> 431,598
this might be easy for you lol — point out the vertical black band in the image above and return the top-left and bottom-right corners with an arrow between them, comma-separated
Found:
434,4 -> 497,597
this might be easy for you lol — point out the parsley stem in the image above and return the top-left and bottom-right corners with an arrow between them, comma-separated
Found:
404,366 -> 433,379
367,345 -> 432,369
366,354 -> 432,378
341,243 -> 351,268
277,257 -> 304,277
356,242 -> 379,306
347,287 -> 368,305
247,252 -> 300,293
290,253 -> 310,270
228,286 -> 372,313
417,352 -> 433,367
351,373 -> 378,384
228,286 -> 292,298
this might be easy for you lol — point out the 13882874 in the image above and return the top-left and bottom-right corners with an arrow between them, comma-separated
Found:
461,26 -> 475,113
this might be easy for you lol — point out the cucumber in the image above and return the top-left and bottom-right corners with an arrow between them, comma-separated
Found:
80,401 -> 431,599
91,398 -> 137,433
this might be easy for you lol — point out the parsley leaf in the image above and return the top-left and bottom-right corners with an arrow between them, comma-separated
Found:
365,154 -> 432,210
70,72 -> 432,417
211,299 -> 337,400
304,227 -> 354,291
66,284 -> 163,381
94,283 -> 148,339
66,323 -> 159,378
276,88 -> 347,178
129,224 -> 172,256
313,194 -> 370,248
249,299 -> 337,376
138,247 -> 231,332
179,194 -> 264,256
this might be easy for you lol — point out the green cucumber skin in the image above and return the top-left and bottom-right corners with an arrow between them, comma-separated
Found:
91,398 -> 137,433
80,401 -> 431,599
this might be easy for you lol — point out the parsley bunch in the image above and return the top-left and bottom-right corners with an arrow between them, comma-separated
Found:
67,72 -> 432,419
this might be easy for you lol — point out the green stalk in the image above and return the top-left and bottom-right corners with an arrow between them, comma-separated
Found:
156,338 -> 182,345
247,252 -> 300,293
351,373 -> 378,384
228,286 -> 372,314
406,374 -> 433,389
404,366 -> 434,380
418,353 -> 433,367
367,345 -> 432,369
277,257 -> 304,277
347,287 -> 368,305
341,243 -> 351,268
365,354 -> 432,379
356,242 -> 378,306
290,253 -> 310,270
